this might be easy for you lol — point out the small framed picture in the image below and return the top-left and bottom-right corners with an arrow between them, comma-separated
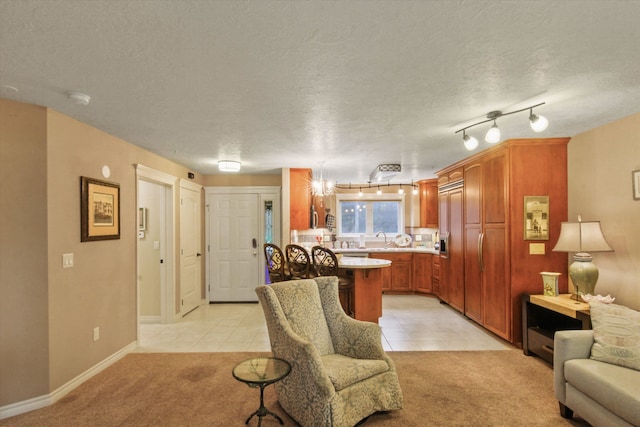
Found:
80,176 -> 120,242
633,170 -> 640,201
524,196 -> 549,240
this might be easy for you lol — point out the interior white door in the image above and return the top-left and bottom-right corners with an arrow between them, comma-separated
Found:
180,181 -> 202,315
209,193 -> 260,302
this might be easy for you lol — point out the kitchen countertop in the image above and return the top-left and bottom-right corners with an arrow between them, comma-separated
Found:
332,247 -> 439,255
337,256 -> 391,269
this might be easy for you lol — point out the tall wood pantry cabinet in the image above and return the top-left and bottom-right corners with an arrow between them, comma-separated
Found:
437,138 -> 570,345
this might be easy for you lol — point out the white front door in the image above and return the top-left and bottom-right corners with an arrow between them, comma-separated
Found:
208,193 -> 260,302
180,180 -> 202,315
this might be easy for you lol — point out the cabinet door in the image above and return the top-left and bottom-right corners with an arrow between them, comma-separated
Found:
482,225 -> 509,340
464,162 -> 482,322
388,253 -> 413,291
447,188 -> 465,313
419,179 -> 439,228
290,168 -> 311,230
464,227 -> 482,322
483,150 -> 507,224
414,253 -> 433,293
370,253 -> 392,291
432,256 -> 440,295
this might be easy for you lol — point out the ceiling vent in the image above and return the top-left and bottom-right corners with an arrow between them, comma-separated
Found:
370,164 -> 401,182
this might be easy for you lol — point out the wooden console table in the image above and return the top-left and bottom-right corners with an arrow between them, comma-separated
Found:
522,294 -> 591,365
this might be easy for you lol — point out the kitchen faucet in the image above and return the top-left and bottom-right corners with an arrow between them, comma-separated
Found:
375,231 -> 390,248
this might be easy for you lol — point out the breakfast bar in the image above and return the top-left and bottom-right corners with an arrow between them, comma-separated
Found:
338,256 -> 391,323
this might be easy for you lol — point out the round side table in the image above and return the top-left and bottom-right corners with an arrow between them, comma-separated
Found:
232,357 -> 291,426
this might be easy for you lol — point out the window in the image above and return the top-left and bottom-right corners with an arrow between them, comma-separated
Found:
336,194 -> 404,236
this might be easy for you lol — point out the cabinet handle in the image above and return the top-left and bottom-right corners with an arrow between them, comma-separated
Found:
541,345 -> 554,354
478,232 -> 485,272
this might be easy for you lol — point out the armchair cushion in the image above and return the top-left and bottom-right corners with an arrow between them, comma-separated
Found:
590,302 -> 640,371
269,279 -> 335,356
321,354 -> 389,391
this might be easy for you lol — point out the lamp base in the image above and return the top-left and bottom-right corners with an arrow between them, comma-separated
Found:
568,252 -> 599,299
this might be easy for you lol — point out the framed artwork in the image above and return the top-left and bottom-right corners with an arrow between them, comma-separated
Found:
633,170 -> 640,201
524,196 -> 549,240
80,176 -> 120,242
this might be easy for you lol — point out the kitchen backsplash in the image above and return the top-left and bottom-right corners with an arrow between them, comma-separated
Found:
290,227 -> 438,249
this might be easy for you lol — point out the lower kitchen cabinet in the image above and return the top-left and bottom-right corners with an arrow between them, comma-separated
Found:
370,252 -> 413,292
413,253 -> 433,293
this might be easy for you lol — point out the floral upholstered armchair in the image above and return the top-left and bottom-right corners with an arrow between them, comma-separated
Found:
255,276 -> 403,427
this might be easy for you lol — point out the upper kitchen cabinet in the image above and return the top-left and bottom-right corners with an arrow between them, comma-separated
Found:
419,179 -> 438,228
290,168 -> 312,230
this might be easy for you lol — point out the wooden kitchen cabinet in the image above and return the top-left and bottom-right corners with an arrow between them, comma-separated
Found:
438,138 -> 570,345
432,255 -> 440,295
419,179 -> 438,228
437,172 -> 464,313
370,252 -> 413,292
413,253 -> 433,293
290,168 -> 312,230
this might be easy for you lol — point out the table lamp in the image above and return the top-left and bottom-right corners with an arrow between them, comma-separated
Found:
552,215 -> 613,300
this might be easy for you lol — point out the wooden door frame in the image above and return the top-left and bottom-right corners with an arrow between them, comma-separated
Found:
135,164 -> 177,330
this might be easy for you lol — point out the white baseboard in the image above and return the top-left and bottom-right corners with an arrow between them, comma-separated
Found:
0,341 -> 137,420
140,315 -> 161,324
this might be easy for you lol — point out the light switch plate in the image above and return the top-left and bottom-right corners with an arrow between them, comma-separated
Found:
62,253 -> 74,268
529,243 -> 546,255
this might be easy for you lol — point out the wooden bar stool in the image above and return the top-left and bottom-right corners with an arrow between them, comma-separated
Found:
311,246 -> 354,316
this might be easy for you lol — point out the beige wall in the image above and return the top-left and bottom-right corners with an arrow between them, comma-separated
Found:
203,174 -> 281,187
0,98 -> 204,407
0,100 -> 50,404
567,113 -> 640,309
138,180 -> 163,317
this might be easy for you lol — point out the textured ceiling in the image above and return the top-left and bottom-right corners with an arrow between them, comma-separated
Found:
1,0 -> 639,183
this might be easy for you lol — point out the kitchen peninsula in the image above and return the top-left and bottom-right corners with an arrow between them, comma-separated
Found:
337,256 -> 391,323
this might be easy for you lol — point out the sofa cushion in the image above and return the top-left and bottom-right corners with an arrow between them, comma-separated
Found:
565,358 -> 640,426
321,354 -> 389,391
589,302 -> 640,371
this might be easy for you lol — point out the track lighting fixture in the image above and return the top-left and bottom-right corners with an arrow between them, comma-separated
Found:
463,129 -> 479,151
529,108 -> 549,132
334,182 -> 418,194
456,102 -> 548,150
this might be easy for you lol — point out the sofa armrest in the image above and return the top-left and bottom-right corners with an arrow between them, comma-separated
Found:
553,330 -> 594,404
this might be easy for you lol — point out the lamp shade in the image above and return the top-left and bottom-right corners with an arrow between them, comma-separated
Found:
552,221 -> 614,253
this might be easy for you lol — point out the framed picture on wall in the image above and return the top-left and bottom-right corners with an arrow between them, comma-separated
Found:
80,176 -> 120,242
633,170 -> 640,201
524,196 -> 549,240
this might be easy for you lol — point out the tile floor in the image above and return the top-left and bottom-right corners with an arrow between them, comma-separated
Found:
136,294 -> 514,353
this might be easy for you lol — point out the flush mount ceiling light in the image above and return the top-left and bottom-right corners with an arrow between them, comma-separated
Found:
218,160 -> 241,172
369,164 -> 401,182
66,91 -> 91,106
455,102 -> 548,150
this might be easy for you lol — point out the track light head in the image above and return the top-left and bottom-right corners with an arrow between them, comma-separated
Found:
485,120 -> 501,143
529,108 -> 549,132
463,130 -> 479,150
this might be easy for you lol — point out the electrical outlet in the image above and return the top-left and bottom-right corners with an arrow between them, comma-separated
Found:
93,327 -> 100,341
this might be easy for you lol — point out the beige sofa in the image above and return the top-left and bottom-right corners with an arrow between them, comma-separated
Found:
554,330 -> 640,427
